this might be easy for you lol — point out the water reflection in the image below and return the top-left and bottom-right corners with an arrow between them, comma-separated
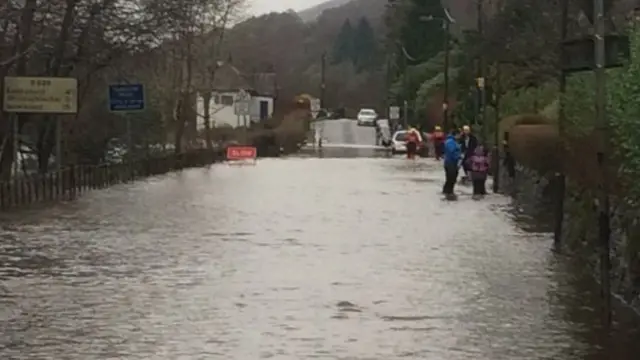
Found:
0,157 -> 638,359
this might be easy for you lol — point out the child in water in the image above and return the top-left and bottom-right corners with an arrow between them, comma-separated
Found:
467,145 -> 489,197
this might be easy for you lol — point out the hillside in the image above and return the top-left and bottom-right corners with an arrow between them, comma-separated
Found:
443,0 -> 639,31
222,0 -> 388,113
298,0 -> 352,22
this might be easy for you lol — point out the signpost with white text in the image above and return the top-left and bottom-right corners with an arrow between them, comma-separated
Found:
310,98 -> 320,118
108,83 -> 145,177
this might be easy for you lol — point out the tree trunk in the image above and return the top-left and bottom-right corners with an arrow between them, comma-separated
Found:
182,32 -> 195,150
36,0 -> 78,173
174,98 -> 184,153
0,0 -> 37,179
202,92 -> 212,150
36,119 -> 55,173
0,17 -> 10,178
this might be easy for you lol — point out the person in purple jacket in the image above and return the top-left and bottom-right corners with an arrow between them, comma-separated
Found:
466,145 -> 490,198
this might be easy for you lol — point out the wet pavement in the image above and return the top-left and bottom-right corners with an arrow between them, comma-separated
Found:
315,118 -> 375,146
1,121 -> 640,359
307,119 -> 385,158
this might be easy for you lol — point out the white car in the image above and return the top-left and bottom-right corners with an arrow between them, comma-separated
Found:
390,130 -> 424,154
390,130 -> 408,154
356,108 -> 377,126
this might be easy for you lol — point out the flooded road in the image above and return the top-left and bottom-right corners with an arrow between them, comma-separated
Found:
316,118 -> 375,146
1,156 -> 639,359
308,119 -> 386,158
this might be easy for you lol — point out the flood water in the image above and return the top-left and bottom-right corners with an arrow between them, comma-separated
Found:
1,157 -> 639,359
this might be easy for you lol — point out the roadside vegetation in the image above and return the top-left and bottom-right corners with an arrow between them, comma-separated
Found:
0,0 -> 249,179
385,0 -> 640,304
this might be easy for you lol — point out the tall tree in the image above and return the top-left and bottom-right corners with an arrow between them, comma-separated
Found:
353,16 -> 377,71
331,19 -> 354,64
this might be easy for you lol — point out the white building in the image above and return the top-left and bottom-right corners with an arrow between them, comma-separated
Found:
195,63 -> 276,129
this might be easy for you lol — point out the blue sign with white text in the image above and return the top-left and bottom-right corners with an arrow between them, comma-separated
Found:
109,84 -> 145,111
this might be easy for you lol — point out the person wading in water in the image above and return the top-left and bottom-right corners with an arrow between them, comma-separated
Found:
459,125 -> 478,182
406,127 -> 421,159
431,125 -> 445,160
466,145 -> 490,199
442,128 -> 461,199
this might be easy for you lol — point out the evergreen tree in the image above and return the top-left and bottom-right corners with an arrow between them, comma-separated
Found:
352,17 -> 377,71
331,19 -> 354,64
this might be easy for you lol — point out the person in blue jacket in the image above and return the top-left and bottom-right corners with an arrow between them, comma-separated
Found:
442,128 -> 462,196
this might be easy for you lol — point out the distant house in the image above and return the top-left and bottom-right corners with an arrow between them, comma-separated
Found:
195,62 -> 276,129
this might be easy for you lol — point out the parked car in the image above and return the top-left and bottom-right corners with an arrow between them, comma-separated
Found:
390,130 -> 407,154
356,108 -> 377,126
390,130 -> 427,156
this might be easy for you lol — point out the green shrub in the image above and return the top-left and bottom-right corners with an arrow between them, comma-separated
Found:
608,29 -> 640,199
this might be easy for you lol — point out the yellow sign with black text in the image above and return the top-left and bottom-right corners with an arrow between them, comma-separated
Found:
2,76 -> 77,113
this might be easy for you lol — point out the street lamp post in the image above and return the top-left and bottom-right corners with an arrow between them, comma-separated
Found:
398,43 -> 417,128
420,8 -> 455,130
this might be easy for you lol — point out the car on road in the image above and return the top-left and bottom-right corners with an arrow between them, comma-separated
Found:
356,108 -> 377,126
390,130 -> 428,156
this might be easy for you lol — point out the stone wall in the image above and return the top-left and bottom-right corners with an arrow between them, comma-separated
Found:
505,162 -> 640,313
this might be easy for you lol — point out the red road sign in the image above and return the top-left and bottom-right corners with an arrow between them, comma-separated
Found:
226,146 -> 257,160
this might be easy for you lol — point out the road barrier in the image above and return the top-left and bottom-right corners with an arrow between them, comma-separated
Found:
0,149 -> 224,211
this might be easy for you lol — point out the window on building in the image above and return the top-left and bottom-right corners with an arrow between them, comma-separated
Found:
213,95 -> 220,104
220,95 -> 234,106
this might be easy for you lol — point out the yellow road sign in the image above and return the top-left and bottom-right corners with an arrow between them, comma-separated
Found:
3,76 -> 77,113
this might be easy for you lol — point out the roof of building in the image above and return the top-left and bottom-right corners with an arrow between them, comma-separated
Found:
207,62 -> 276,97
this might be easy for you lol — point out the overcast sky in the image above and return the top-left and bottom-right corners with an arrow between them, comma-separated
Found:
249,0 -> 327,14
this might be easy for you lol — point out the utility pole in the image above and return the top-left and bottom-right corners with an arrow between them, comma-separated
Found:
476,0 -> 486,141
320,51 -> 326,109
492,62 -> 501,193
443,17 -> 450,130
554,0 -> 569,247
402,52 -> 408,127
594,0 -> 612,327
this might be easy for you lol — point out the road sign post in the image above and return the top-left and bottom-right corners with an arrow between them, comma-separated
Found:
3,76 -> 78,174
234,89 -> 251,128
108,84 -> 145,179
108,84 -> 145,112
389,106 -> 400,120
310,98 -> 320,118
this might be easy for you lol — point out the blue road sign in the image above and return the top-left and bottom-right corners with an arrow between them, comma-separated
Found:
109,84 -> 145,111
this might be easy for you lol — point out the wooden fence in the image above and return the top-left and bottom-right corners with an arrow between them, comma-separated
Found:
0,149 -> 224,211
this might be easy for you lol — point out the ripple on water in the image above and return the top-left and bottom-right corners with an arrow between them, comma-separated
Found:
0,158 -> 639,359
